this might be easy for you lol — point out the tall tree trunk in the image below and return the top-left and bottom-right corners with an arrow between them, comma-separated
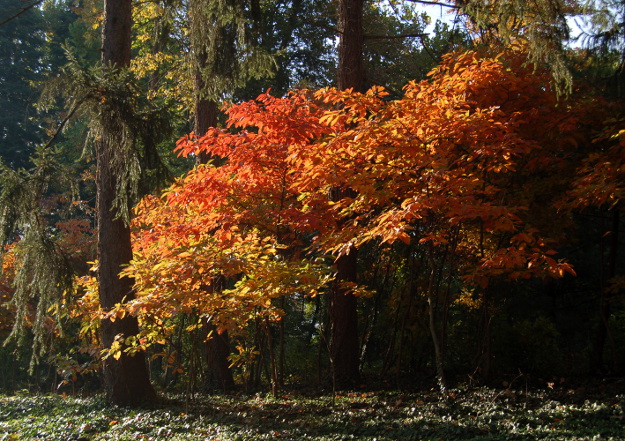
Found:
98,0 -> 156,407
327,0 -> 365,389
189,0 -> 220,164
189,0 -> 235,388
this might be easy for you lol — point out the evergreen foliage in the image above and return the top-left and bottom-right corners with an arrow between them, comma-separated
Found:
0,17 -> 173,374
364,4 -> 470,95
39,53 -> 173,222
189,0 -> 275,102
0,149 -> 74,368
237,0 -> 338,96
460,0 -> 574,90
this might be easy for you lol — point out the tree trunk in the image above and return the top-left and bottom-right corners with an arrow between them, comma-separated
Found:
193,68 -> 219,165
326,0 -> 366,389
98,0 -> 156,407
329,247 -> 361,388
591,208 -> 620,373
190,0 -> 234,386
203,319 -> 235,392
337,0 -> 365,91
426,256 -> 447,393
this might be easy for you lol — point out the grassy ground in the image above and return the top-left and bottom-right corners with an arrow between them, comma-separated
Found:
1,382 -> 625,440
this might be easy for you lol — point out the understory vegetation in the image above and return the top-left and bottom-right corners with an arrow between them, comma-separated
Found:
2,382 -> 625,440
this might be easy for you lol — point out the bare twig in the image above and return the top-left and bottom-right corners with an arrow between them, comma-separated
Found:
40,97 -> 87,151
0,0 -> 44,26
403,0 -> 459,9
365,32 -> 429,40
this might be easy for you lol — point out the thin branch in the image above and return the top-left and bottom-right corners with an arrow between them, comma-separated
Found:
0,0 -> 43,26
302,18 -> 340,35
365,32 -> 429,40
403,0 -> 459,9
40,97 -> 87,151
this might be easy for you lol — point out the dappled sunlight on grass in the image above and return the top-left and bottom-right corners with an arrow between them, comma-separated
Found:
1,385 -> 624,440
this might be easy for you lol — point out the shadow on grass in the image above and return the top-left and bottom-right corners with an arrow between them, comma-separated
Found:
0,387 -> 624,440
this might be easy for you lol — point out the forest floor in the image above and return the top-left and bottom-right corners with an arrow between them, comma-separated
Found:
1,380 -> 625,440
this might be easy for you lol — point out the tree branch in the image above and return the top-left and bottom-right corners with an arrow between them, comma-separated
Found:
403,0 -> 459,9
365,32 -> 429,40
0,0 -> 43,26
41,97 -> 87,152
303,18 -> 340,35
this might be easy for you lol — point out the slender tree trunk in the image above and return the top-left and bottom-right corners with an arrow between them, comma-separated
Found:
472,288 -> 493,383
265,318 -> 280,396
98,0 -> 156,407
327,0 -> 365,389
591,208 -> 620,373
278,296 -> 286,388
426,258 -> 447,393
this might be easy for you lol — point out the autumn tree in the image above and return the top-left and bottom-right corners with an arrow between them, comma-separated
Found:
328,0 -> 459,388
189,0 -> 275,390
123,91 -> 336,394
121,42 -> 597,394
454,0 -> 625,374
561,102 -> 625,373
568,0 -> 625,372
298,49 -> 586,389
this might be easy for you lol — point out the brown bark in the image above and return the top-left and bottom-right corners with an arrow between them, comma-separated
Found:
194,98 -> 219,165
189,0 -> 221,165
337,0 -> 365,91
203,319 -> 235,392
326,0 -> 366,389
98,0 -> 156,407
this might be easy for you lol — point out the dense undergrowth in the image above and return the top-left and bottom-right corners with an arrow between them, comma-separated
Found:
1,382 -> 625,440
